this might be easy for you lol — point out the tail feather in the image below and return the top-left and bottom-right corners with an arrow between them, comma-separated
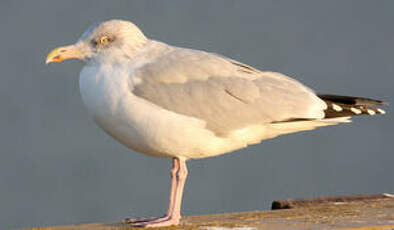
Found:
318,94 -> 387,118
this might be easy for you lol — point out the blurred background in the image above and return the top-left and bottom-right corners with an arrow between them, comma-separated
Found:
1,1 -> 393,229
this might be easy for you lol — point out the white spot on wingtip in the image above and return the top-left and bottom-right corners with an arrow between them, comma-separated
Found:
332,103 -> 343,112
377,108 -> 386,114
350,107 -> 362,114
367,109 -> 376,115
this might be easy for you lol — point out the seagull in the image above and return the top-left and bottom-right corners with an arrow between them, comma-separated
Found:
46,19 -> 386,227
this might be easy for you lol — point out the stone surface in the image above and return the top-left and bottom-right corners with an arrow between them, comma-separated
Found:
24,194 -> 394,230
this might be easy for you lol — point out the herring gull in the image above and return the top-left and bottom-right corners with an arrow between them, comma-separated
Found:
46,19 -> 386,227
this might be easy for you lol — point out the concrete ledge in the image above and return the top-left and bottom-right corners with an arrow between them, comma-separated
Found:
24,194 -> 394,230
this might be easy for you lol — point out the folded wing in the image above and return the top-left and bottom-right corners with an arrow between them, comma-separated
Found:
131,47 -> 327,136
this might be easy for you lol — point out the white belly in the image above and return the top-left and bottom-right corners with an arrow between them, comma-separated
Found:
78,64 -> 252,159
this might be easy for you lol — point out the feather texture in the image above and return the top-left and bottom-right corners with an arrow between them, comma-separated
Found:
132,45 -> 326,135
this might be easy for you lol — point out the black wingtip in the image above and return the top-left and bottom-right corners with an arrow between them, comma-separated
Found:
317,94 -> 388,106
318,94 -> 387,118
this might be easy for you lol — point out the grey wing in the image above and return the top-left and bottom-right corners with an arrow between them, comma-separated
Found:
132,48 -> 327,135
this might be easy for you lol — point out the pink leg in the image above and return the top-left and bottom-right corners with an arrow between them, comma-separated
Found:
124,158 -> 186,227
169,158 -> 188,221
128,158 -> 188,227
165,157 -> 179,216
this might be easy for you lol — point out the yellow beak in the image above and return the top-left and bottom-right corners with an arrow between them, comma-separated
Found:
46,45 -> 83,64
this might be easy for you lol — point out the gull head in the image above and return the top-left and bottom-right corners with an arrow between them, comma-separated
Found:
46,19 -> 148,64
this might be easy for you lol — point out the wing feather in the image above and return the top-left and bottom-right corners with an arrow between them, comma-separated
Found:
132,47 -> 326,135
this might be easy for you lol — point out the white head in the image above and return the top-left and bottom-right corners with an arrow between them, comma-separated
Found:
46,19 -> 148,64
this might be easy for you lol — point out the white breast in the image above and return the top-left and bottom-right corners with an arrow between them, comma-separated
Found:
78,63 -> 252,159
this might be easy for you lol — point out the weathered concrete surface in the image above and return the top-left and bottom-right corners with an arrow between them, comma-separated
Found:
24,195 -> 394,230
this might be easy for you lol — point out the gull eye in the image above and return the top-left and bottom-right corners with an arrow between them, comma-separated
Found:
96,36 -> 111,46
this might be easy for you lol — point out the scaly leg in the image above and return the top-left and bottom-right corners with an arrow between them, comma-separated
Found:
124,158 -> 186,227
129,157 -> 188,227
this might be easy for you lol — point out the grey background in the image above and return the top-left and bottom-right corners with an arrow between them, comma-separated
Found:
1,1 -> 393,229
